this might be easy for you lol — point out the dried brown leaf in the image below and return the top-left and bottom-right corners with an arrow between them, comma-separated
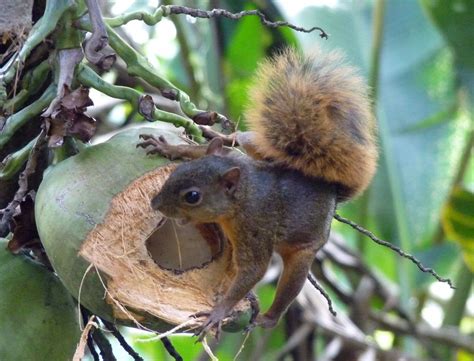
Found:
7,192 -> 40,253
43,86 -> 96,147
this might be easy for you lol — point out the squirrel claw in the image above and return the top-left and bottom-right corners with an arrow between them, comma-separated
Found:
137,134 -> 173,159
195,320 -> 222,342
191,308 -> 227,342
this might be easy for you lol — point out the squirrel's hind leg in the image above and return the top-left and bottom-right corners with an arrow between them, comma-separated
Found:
257,245 -> 315,328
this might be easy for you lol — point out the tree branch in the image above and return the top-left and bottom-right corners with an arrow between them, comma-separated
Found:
370,311 -> 474,353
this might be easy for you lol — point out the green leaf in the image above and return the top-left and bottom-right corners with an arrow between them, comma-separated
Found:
420,0 -> 474,69
225,8 -> 270,121
442,187 -> 474,271
0,239 -> 80,361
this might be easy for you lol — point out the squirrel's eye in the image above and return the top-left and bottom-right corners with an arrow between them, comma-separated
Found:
184,190 -> 201,205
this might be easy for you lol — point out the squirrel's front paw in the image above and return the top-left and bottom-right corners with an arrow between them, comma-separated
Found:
191,307 -> 228,341
137,134 -> 175,159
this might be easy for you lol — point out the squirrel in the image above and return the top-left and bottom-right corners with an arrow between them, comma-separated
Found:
137,47 -> 378,337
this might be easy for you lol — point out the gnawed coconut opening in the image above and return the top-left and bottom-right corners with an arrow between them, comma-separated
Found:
79,163 -> 250,328
146,220 -> 223,272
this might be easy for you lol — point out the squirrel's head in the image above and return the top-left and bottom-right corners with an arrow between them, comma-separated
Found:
151,139 -> 242,224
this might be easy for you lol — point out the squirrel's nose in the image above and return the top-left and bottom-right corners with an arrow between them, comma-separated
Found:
151,193 -> 162,210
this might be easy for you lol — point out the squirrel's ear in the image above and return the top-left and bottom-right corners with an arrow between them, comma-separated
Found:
206,138 -> 224,156
220,167 -> 240,195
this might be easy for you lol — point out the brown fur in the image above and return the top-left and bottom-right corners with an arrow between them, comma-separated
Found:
245,48 -> 378,198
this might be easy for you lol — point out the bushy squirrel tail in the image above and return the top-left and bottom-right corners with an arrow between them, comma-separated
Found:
244,48 -> 378,199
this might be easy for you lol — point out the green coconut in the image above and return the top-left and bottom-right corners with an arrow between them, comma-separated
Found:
35,123 -> 251,332
0,238 -> 80,361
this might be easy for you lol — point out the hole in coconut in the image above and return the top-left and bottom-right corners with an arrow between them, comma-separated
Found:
146,219 -> 224,273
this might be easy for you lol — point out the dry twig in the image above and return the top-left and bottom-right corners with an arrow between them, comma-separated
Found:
164,6 -> 328,39
334,213 -> 455,288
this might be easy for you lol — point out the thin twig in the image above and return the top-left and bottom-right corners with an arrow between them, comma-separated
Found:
334,213 -> 455,289
164,6 -> 328,39
161,337 -> 183,361
102,320 -> 143,361
162,0 -> 201,101
307,273 -> 337,316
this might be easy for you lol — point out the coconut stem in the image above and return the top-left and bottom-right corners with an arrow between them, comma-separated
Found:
0,85 -> 56,150
3,60 -> 51,113
76,64 -> 205,142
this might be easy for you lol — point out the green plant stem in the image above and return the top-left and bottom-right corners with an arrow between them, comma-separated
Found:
105,25 -> 176,90
356,0 -> 386,251
372,0 -> 415,324
0,85 -> 56,150
3,60 -> 51,113
77,64 -> 141,100
0,0 -> 74,85
437,260 -> 473,360
368,0 -> 385,100
452,126 -> 474,186
56,7 -> 84,50
105,7 -> 165,27
162,0 -> 201,101
104,24 -> 202,118
76,64 -> 204,142
443,261 -> 472,327
0,136 -> 38,180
